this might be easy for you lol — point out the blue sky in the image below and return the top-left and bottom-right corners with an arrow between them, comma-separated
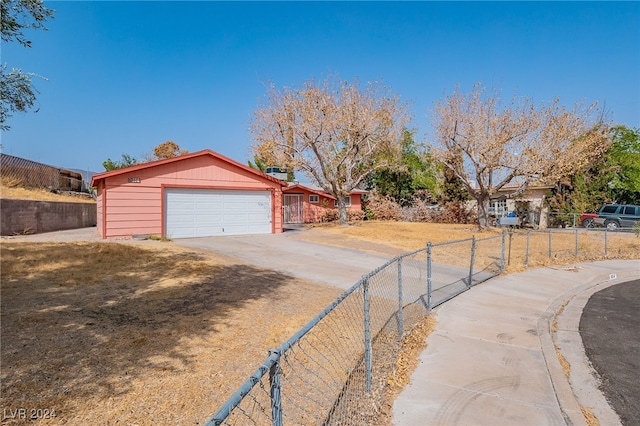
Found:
2,1 -> 639,174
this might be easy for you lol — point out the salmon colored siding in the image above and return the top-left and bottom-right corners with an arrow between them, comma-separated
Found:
349,194 -> 363,210
305,193 -> 336,222
285,187 -> 363,223
272,189 -> 283,233
102,184 -> 161,238
96,181 -> 104,238
93,151 -> 284,239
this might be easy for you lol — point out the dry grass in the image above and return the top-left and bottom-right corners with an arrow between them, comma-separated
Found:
0,241 -> 342,425
387,315 -> 438,393
581,406 -> 601,426
551,300 -> 569,334
376,315 -> 438,425
0,177 -> 95,203
297,221 -> 640,272
556,351 -> 571,379
301,221 -> 490,252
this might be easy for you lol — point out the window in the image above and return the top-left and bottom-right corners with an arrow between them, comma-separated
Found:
489,199 -> 507,216
309,194 -> 319,203
601,205 -> 618,214
334,196 -> 352,207
623,206 -> 637,215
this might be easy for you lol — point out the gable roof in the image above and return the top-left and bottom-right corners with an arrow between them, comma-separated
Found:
91,149 -> 287,187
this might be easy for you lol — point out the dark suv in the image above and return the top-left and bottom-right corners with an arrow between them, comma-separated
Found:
593,204 -> 640,230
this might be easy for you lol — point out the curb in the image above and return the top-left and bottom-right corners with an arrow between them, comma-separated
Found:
539,262 -> 639,426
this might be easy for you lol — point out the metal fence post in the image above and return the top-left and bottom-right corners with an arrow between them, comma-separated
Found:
574,228 -> 579,257
500,230 -> 506,272
468,236 -> 476,288
268,349 -> 283,426
508,231 -> 513,266
397,258 -> 403,340
605,228 -> 608,256
363,278 -> 372,393
525,231 -> 530,268
548,229 -> 552,259
427,242 -> 433,310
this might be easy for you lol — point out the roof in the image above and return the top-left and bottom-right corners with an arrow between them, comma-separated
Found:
1,153 -> 60,173
283,183 -> 336,199
90,149 -> 288,187
282,182 -> 369,199
497,182 -> 554,192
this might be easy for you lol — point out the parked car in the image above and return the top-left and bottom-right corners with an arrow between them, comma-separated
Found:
593,204 -> 640,230
579,213 -> 598,228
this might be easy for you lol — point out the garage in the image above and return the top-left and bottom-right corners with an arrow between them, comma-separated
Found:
165,188 -> 272,238
91,149 -> 285,239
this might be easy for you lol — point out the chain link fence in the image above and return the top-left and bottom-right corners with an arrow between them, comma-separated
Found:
506,227 -> 638,268
206,227 -> 638,425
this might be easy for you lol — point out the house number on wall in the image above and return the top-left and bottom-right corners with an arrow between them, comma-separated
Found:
128,177 -> 141,183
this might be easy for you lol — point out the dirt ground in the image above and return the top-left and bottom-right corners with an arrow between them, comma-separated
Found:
0,241 -> 342,424
0,181 -> 95,204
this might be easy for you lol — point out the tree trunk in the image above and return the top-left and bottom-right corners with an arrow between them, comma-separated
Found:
476,194 -> 491,229
338,199 -> 349,226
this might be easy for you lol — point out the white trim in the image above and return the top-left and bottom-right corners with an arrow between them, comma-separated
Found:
309,194 -> 319,203
489,199 -> 507,216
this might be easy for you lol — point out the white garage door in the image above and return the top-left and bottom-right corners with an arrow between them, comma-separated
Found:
165,188 -> 272,238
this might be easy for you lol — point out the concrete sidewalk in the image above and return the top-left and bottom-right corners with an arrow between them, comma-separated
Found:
393,259 -> 639,426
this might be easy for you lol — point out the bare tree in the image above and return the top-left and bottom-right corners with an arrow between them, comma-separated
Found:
432,84 -> 610,228
251,76 -> 410,225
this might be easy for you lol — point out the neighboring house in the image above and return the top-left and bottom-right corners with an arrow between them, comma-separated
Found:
0,153 -> 84,192
487,183 -> 554,228
282,183 -> 366,224
91,150 -> 287,239
68,168 -> 100,192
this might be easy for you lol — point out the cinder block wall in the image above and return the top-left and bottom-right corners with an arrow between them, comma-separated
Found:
1,199 -> 97,236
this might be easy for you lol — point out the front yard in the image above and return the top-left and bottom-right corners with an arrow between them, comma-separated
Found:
0,241 -> 341,424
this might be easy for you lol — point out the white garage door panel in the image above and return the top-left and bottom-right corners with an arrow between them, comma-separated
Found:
166,188 -> 271,238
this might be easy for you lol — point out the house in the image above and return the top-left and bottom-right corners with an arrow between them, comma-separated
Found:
90,150 -> 287,239
487,183 -> 554,228
0,153 -> 84,192
282,183 -> 366,224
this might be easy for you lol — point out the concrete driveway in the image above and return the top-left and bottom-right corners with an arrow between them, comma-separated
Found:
173,230 -> 496,307
172,230 -> 394,290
